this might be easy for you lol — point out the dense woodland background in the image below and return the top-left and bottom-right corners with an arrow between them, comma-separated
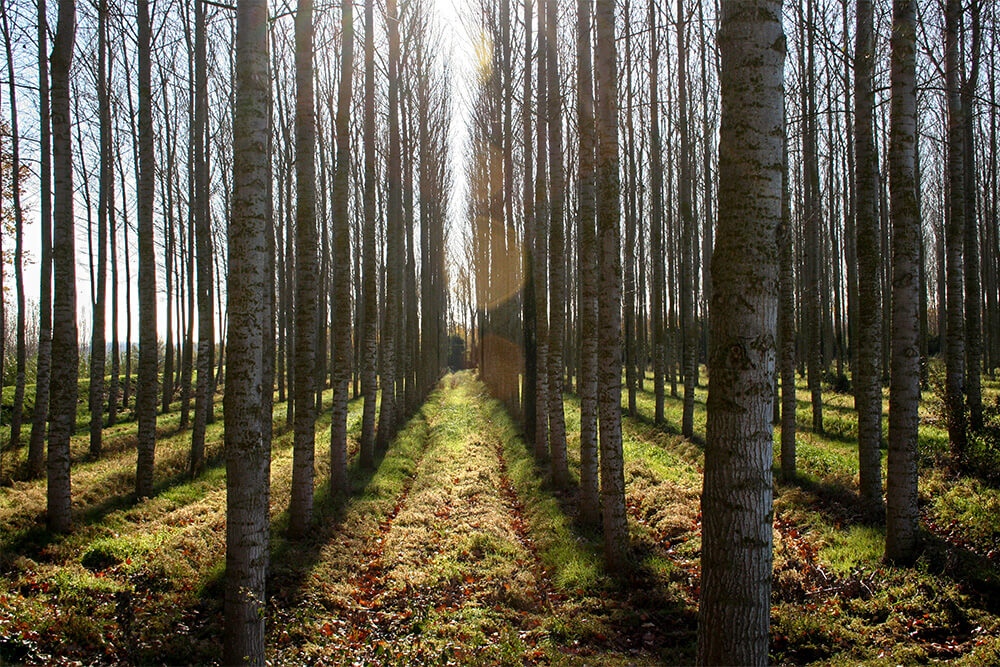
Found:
1,0 -> 1000,663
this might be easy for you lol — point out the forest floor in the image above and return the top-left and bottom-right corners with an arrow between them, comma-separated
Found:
2,369 -> 1000,665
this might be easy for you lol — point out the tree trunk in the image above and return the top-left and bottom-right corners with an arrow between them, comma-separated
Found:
289,0 -> 318,537
120,136 -> 132,412
402,88 -> 417,414
854,0 -> 884,512
533,0 -> 550,462
944,0 -> 967,462
135,0 -> 158,499
840,0 -> 857,398
88,0 -> 109,457
886,0 -> 920,565
375,0 -> 401,451
108,172 -> 120,427
650,0 -> 665,424
623,0 -> 636,417
28,0 -> 53,477
161,82 -> 175,416
595,0 -> 627,569
678,0 -> 696,439
224,0 -> 271,658
577,0 -> 599,526
803,0 -> 823,434
359,0 -> 377,466
779,126 -> 796,480
47,0 -> 77,533
962,2 -> 982,430
697,3 -> 783,664
521,0 -> 537,451
192,0 -> 215,476
1,0 -> 26,454
698,0 -> 713,378
329,0 -> 353,496
546,0 -> 568,488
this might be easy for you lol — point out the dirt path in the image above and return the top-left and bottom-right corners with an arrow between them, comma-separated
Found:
274,375 -> 571,664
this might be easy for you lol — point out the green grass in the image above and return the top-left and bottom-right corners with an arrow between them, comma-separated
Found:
619,365 -> 1000,664
3,366 -> 1000,664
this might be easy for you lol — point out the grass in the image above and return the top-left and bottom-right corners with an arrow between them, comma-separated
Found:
619,365 -> 1000,664
2,366 -> 1000,664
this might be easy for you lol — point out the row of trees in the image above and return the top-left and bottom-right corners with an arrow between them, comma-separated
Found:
2,0 -> 453,480
467,0 -> 629,567
5,0 -> 453,660
1,0 -> 995,661
459,0 -> 983,662
455,0 -> 999,479
225,0 -> 454,657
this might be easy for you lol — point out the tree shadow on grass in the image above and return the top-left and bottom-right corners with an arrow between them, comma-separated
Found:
264,442 -> 388,602
497,403 -> 697,662
920,530 -> 1000,616
0,440 -> 229,563
621,539 -> 699,660
197,398 -> 431,612
776,470 -> 884,527
625,409 -> 707,449
154,427 -> 404,664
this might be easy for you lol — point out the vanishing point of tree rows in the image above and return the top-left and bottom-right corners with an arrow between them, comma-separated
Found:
0,0 -> 994,662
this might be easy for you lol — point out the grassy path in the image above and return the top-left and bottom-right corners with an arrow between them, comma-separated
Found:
5,370 -> 1000,664
271,374 -> 600,664
2,373 -> 674,664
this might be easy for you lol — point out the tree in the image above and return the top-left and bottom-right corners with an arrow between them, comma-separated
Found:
944,0 -> 966,462
192,0 -> 214,476
886,0 -> 920,565
696,0 -> 784,662
135,0 -> 158,499
375,0 -> 402,451
289,0 -> 318,537
546,0 -> 568,487
962,1 -> 982,431
1,0 -> 27,454
329,0 -> 353,495
779,121 -> 795,480
520,0 -> 537,453
854,0 -> 883,512
224,0 -> 271,658
594,0 -> 627,569
622,0 -> 636,418
802,0 -> 823,435
576,0 -> 599,526
678,0 -> 696,440
88,0 -> 110,458
47,0 -> 77,533
649,0 -> 665,425
28,0 -> 53,478
533,0 -> 550,461
359,0 -> 377,467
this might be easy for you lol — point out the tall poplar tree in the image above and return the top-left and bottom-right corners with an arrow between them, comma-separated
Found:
595,0 -> 627,569
330,0 -> 354,495
855,0 -> 884,511
135,0 -> 158,499
886,0 -> 920,564
47,0 -> 77,533
577,0 -> 599,525
224,0 -> 271,658
697,0 -> 784,662
289,0 -> 318,536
